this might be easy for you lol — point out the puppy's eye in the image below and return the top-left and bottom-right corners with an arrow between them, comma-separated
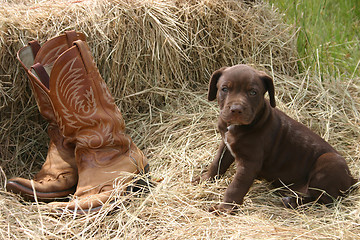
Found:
249,90 -> 257,96
221,87 -> 229,93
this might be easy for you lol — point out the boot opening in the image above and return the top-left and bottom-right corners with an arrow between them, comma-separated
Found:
18,46 -> 35,69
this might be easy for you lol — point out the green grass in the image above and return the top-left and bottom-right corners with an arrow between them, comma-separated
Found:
268,0 -> 360,78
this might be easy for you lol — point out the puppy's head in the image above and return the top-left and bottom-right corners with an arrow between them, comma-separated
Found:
208,64 -> 275,125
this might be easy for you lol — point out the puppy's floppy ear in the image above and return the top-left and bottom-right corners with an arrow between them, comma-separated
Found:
258,71 -> 276,108
208,67 -> 227,101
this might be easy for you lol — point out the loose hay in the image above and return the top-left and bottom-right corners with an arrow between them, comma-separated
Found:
0,0 -> 360,239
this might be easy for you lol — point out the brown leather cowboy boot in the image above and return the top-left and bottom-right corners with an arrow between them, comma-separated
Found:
6,31 -> 86,202
28,39 -> 149,213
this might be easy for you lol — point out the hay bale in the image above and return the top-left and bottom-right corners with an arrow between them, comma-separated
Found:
0,0 -> 297,175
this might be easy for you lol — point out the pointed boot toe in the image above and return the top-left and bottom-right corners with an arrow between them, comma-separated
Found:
6,177 -> 77,202
48,191 -> 115,214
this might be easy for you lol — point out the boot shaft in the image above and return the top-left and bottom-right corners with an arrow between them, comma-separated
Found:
17,31 -> 86,122
30,40 -> 128,150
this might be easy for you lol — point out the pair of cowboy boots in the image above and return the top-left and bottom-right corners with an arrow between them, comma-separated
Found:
6,31 -> 149,213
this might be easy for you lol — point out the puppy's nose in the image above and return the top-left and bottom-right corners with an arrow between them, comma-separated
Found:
229,104 -> 244,114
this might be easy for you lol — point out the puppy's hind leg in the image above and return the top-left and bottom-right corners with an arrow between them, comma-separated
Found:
307,152 -> 356,205
278,180 -> 316,208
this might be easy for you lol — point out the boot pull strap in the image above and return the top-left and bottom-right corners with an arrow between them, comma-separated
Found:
65,31 -> 78,47
28,40 -> 41,58
73,40 -> 96,73
31,63 -> 50,90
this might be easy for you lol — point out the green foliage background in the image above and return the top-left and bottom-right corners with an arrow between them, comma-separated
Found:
268,0 -> 359,77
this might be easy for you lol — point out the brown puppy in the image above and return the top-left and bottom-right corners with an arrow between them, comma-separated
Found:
197,64 -> 357,212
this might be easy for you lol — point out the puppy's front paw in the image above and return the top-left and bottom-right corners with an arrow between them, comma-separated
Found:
281,196 -> 301,209
192,175 -> 202,184
209,203 -> 238,215
192,173 -> 213,184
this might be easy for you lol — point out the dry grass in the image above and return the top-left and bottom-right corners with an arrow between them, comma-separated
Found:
0,0 -> 359,239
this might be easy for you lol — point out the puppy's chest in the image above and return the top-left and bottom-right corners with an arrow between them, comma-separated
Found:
224,131 -> 236,157
223,125 -> 250,158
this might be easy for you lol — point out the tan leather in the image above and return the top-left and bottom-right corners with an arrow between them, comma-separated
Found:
27,40 -> 148,213
6,31 -> 85,202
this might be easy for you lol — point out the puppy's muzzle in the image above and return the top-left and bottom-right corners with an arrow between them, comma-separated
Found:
221,103 -> 253,125
229,104 -> 245,115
